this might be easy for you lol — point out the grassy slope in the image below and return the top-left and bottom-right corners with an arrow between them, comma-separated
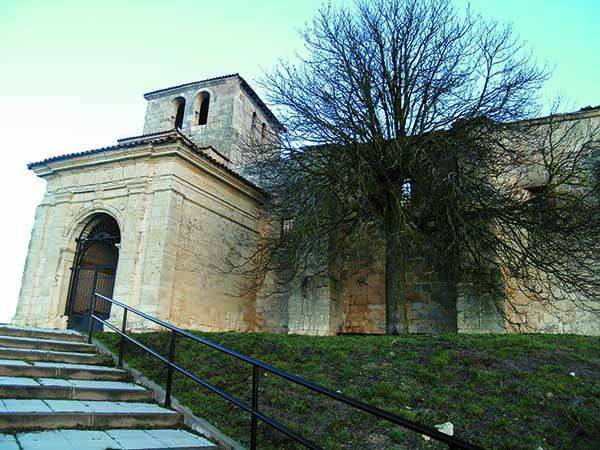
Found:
97,332 -> 599,449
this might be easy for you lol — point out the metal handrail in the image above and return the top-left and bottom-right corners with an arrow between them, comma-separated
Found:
88,292 -> 483,450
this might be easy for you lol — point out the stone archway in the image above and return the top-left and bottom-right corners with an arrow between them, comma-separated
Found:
65,213 -> 121,331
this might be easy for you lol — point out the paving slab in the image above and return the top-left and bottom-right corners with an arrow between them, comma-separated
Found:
0,346 -> 110,364
0,325 -> 86,343
11,429 -> 216,449
144,429 -> 216,447
16,429 -> 75,450
108,429 -> 216,449
40,378 -> 146,390
0,359 -> 29,367
0,399 -> 182,430
0,335 -> 96,353
0,376 -> 152,401
0,359 -> 129,381
35,361 -> 119,370
0,375 -> 38,386
1,399 -> 52,413
60,429 -> 118,450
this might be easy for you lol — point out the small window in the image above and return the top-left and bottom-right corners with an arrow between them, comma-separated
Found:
281,218 -> 294,236
195,91 -> 210,126
261,123 -> 266,141
527,185 -> 554,211
172,97 -> 186,129
401,179 -> 412,203
251,112 -> 258,137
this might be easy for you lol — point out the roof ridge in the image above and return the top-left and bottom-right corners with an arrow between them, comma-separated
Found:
143,73 -> 240,98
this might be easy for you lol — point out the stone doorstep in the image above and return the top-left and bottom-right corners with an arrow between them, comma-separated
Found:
0,335 -> 97,353
0,428 -> 216,450
0,325 -> 86,343
0,359 -> 130,381
0,376 -> 153,401
0,399 -> 183,430
0,346 -> 111,365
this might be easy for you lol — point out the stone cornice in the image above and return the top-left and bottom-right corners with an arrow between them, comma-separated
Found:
29,132 -> 265,203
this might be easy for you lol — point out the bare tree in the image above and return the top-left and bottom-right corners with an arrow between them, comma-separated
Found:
232,0 -> 600,334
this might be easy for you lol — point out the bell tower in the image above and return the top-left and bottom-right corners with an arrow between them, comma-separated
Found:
142,74 -> 283,166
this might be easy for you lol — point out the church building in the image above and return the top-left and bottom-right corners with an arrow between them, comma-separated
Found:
12,74 -> 600,336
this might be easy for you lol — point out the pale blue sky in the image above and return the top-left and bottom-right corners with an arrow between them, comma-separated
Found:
0,0 -> 598,322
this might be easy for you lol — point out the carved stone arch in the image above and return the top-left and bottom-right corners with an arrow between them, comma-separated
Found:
67,206 -> 125,245
172,96 -> 187,129
193,89 -> 212,126
193,86 -> 214,103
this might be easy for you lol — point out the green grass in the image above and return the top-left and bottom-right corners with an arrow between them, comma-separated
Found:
96,331 -> 600,449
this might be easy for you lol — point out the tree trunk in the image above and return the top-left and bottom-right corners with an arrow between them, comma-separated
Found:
385,215 -> 409,335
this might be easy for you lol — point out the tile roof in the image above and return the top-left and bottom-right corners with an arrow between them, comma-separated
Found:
143,73 -> 240,98
143,73 -> 285,132
27,129 -> 263,193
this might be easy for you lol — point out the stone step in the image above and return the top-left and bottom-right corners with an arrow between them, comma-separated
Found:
0,325 -> 86,343
1,428 -> 216,449
0,359 -> 130,381
0,376 -> 153,401
0,399 -> 182,430
0,335 -> 96,353
0,346 -> 112,365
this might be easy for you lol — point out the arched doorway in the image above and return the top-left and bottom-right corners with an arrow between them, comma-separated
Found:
65,213 -> 120,331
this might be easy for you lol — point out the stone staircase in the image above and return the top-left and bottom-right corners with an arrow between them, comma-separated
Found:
0,325 -> 216,450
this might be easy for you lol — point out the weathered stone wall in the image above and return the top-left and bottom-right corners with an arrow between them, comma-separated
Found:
504,285 -> 600,335
404,257 -> 458,333
338,245 -> 457,335
287,275 -> 338,335
162,156 -> 262,331
456,283 -> 506,333
457,281 -> 600,336
253,270 -> 291,334
340,253 -> 386,334
456,109 -> 600,336
13,153 -> 163,329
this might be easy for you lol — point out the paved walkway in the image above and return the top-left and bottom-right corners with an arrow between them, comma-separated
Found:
0,325 -> 215,450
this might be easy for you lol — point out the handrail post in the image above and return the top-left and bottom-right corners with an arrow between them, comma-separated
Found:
117,308 -> 128,367
87,270 -> 99,343
87,294 -> 94,344
250,364 -> 260,450
164,330 -> 177,408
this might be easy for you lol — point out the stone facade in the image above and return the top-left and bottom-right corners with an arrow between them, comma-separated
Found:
12,75 -> 600,336
13,133 -> 264,332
